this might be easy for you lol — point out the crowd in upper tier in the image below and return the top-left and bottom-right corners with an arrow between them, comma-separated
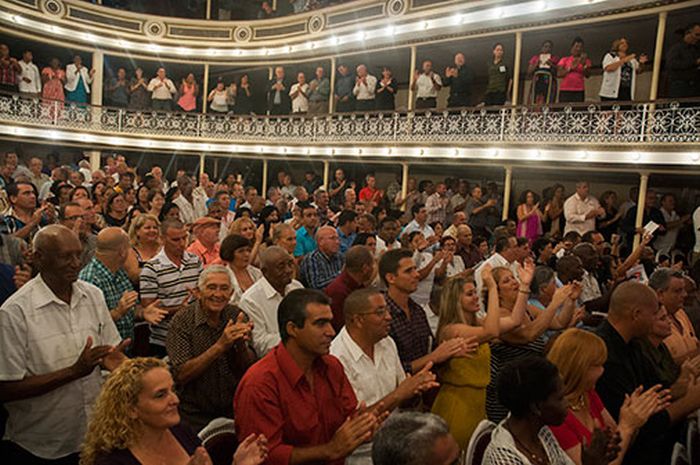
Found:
1,23 -> 700,115
0,147 -> 700,465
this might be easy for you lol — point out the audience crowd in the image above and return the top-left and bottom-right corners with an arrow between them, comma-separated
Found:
2,23 -> 699,115
1,148 -> 700,465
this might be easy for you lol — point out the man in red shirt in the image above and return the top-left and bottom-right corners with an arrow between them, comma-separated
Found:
234,289 -> 380,465
358,174 -> 383,209
325,245 -> 376,331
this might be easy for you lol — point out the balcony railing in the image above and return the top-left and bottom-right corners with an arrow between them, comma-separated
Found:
1,93 -> 699,146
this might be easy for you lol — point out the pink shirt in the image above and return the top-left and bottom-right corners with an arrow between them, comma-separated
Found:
558,55 -> 591,92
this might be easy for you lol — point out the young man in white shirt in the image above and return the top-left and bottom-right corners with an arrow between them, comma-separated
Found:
18,50 -> 41,97
147,67 -> 177,111
289,71 -> 310,114
353,64 -> 377,112
412,59 -> 442,110
563,181 -> 605,235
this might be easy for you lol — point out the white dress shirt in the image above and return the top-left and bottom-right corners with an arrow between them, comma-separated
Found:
147,77 -> 177,100
474,253 -> 515,311
0,275 -> 121,459
289,82 -> 310,113
173,195 -> 197,225
415,72 -> 442,98
64,63 -> 93,93
229,265 -> 263,305
563,193 -> 601,235
18,60 -> 41,94
654,208 -> 680,255
353,75 -> 378,101
330,327 -> 406,465
375,236 -> 401,254
238,277 -> 303,356
401,220 -> 435,239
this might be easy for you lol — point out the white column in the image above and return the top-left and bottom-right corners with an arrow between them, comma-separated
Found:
91,50 -> 104,106
407,46 -> 417,111
632,172 -> 650,250
400,162 -> 409,211
329,57 -> 337,114
214,158 -> 219,180
323,160 -> 330,190
199,153 -> 205,178
206,0 -> 212,19
649,12 -> 667,102
202,64 -> 210,113
262,160 -> 269,199
88,151 -> 101,172
502,166 -> 513,221
511,32 -> 522,106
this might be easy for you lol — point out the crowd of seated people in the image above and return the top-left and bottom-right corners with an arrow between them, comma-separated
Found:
0,147 -> 700,465
2,24 -> 699,117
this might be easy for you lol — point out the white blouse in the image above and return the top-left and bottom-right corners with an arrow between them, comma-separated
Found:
229,265 -> 263,305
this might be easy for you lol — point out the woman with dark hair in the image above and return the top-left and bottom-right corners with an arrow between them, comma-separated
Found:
527,40 -> 559,105
69,185 -> 91,202
102,192 -> 129,227
135,185 -> 151,212
219,235 -> 263,305
258,205 -> 280,244
375,66 -> 398,111
235,74 -> 253,115
484,43 -> 512,106
516,190 -> 544,245
146,189 -> 165,219
543,184 -> 565,239
159,202 -> 181,222
92,180 -> 107,212
597,190 -> 622,243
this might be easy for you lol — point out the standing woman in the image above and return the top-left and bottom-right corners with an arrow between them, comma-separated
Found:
516,190 -> 544,245
41,58 -> 66,105
128,67 -> 150,110
432,265 -> 529,448
177,73 -> 198,112
597,190 -> 623,242
543,183 -> 565,239
483,43 -> 512,106
375,67 -> 398,111
64,55 -> 95,105
527,40 -> 559,105
599,38 -> 647,103
235,74 -> 253,115
207,79 -> 229,114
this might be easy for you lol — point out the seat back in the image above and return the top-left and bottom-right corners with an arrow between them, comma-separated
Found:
198,418 -> 238,465
687,419 -> 698,465
465,420 -> 496,465
672,442 -> 689,465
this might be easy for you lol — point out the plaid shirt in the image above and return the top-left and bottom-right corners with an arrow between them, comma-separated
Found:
385,291 -> 434,373
0,60 -> 18,86
299,249 -> 344,289
79,257 -> 135,341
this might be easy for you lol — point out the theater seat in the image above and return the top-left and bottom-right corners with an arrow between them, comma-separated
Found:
465,419 -> 496,465
198,417 -> 238,465
672,442 -> 689,465
687,419 -> 698,465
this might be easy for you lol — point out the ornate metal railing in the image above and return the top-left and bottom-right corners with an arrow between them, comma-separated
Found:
1,93 -> 699,145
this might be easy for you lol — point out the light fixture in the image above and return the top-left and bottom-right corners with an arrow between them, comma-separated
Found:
692,153 -> 700,162
385,26 -> 395,36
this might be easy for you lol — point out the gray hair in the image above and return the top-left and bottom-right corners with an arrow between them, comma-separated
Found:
372,412 -> 450,465
197,264 -> 235,290
530,266 -> 555,297
648,267 -> 685,292
260,245 -> 290,270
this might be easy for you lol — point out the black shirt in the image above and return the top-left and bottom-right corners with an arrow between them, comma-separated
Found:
94,423 -> 200,465
595,320 -> 677,465
443,65 -> 473,108
375,77 -> 398,111
666,41 -> 699,83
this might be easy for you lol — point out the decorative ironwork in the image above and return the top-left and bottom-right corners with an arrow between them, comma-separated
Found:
1,93 -> 698,146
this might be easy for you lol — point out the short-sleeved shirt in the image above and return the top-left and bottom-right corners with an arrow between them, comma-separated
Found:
294,226 -> 317,257
166,301 -> 256,431
234,343 -> 358,465
663,309 -> 698,361
337,228 -> 356,255
186,239 -> 221,268
299,250 -> 344,289
558,55 -> 592,92
415,73 -> 442,99
325,270 -> 364,332
0,275 -> 121,459
79,257 -> 136,341
550,390 -> 606,450
139,249 -> 202,347
385,292 -> 434,372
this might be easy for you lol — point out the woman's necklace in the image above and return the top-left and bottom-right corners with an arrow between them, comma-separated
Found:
570,393 -> 587,412
512,434 -> 550,465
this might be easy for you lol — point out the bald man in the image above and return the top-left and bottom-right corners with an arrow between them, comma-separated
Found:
80,227 -> 167,341
300,225 -> 345,289
239,246 -> 303,356
0,225 -> 127,464
595,281 -> 700,465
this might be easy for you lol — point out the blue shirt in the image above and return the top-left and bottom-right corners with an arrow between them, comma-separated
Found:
294,227 -> 317,257
299,250 -> 345,289
337,228 -> 356,255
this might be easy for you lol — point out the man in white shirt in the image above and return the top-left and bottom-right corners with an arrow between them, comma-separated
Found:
563,181 -> 605,235
412,60 -> 442,110
474,235 -> 519,307
330,288 -> 438,465
289,71 -> 310,114
375,217 -> 402,254
655,193 -> 690,256
402,203 -> 435,240
0,225 -> 126,463
18,50 -> 41,97
425,182 -> 449,226
353,64 -> 377,112
172,175 -> 197,225
147,67 -> 177,111
239,246 -> 303,357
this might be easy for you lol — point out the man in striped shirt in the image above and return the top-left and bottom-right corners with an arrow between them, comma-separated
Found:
140,219 -> 202,357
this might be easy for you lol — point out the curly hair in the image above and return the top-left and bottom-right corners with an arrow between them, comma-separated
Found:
80,358 -> 168,465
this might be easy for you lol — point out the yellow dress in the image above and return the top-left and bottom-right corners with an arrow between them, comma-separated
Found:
431,343 -> 491,449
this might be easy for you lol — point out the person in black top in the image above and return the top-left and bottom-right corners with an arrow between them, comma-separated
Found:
267,66 -> 291,115
443,52 -> 473,108
666,24 -> 700,99
596,281 -> 700,465
620,189 -> 665,254
235,73 -> 253,115
375,66 -> 398,111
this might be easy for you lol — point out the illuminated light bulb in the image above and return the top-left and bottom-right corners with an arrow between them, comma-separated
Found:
385,26 -> 395,36
330,36 -> 339,45
692,153 -> 700,162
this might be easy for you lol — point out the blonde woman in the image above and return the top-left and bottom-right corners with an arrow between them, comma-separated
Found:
431,263 -> 532,448
124,214 -> 161,283
80,357 -> 268,465
228,217 -> 264,265
547,329 -> 668,465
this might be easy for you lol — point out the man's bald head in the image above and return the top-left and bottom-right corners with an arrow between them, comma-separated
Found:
608,281 -> 659,338
96,227 -> 130,255
33,225 -> 83,283
33,224 -> 79,253
316,226 -> 340,255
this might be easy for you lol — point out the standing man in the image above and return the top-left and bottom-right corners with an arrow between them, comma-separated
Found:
334,64 -> 355,113
172,175 -> 197,225
167,265 -> 256,432
425,182 -> 449,227
444,52 -> 473,108
299,226 -> 344,290
666,24 -> 700,99
654,193 -> 690,256
325,245 -> 376,331
147,67 -> 177,111
308,66 -> 330,115
290,71 -> 309,114
268,66 -> 291,115
563,181 -> 605,236
0,225 -> 127,464
353,64 -> 377,112
18,49 -> 41,98
0,43 -> 20,93
412,60 -> 442,110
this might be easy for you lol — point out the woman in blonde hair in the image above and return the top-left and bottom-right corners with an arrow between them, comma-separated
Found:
124,214 -> 161,283
228,217 -> 263,265
81,357 -> 267,465
547,329 -> 668,465
431,264 -> 532,448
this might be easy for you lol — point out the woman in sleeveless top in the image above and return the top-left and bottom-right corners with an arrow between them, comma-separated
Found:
124,214 -> 161,284
177,73 -> 198,112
